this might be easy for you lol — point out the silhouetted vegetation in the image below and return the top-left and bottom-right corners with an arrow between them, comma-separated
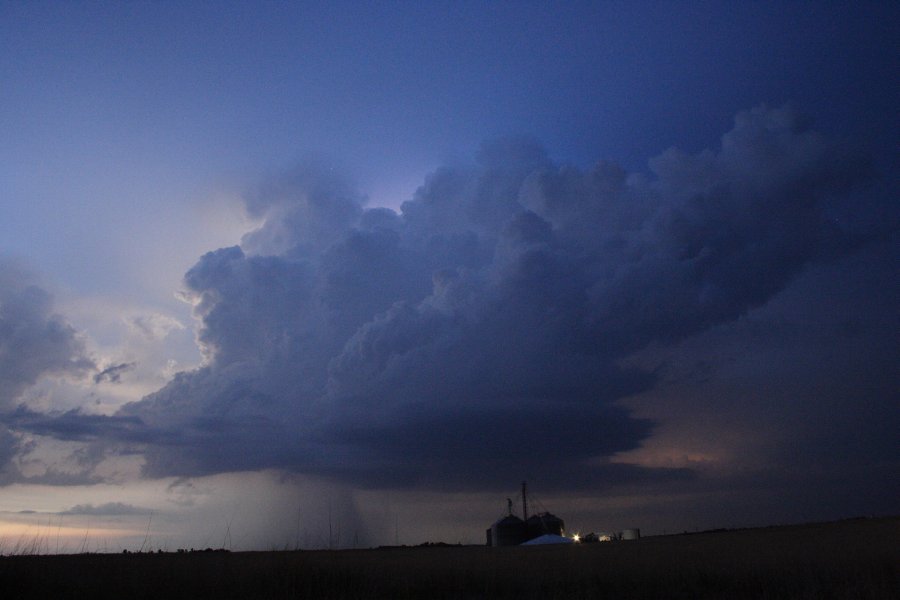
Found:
0,517 -> 896,599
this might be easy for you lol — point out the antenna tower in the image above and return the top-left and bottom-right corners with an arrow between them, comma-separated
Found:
521,481 -> 528,521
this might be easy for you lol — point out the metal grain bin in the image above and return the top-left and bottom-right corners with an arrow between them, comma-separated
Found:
490,515 -> 526,546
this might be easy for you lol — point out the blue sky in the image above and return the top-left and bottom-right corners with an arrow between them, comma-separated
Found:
0,2 -> 897,550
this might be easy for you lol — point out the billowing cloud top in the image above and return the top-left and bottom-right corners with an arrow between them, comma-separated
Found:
84,106 -> 880,489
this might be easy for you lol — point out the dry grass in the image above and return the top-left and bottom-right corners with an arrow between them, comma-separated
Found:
0,517 -> 896,599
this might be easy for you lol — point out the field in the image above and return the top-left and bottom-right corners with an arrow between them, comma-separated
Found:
0,517 -> 896,599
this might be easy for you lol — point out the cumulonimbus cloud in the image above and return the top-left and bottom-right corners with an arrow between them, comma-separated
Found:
11,105 -> 886,491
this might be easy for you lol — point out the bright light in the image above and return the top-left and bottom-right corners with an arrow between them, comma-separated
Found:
572,533 -> 581,543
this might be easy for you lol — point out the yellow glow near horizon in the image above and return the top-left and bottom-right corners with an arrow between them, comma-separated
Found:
0,520 -> 145,541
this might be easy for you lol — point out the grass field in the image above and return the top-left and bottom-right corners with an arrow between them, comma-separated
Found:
0,517 -> 896,599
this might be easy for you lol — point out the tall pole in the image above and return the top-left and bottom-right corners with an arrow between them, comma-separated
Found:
522,481 -> 528,521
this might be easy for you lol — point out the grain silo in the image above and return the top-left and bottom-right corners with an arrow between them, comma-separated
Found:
525,512 -> 565,539
488,514 -> 526,546
485,483 -> 568,546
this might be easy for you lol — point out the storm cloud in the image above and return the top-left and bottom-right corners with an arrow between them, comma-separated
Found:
0,261 -> 97,480
88,106 -> 879,490
0,261 -> 95,409
17,105 -> 876,491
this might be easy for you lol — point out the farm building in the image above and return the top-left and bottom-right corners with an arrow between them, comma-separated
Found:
521,533 -> 573,545
485,482 -> 567,546
486,514 -> 526,547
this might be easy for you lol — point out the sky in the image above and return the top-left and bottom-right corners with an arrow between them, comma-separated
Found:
0,1 -> 898,551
